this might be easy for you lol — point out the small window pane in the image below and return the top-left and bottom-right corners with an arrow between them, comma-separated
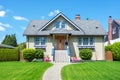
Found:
55,22 -> 60,28
40,37 -> 46,45
83,37 -> 88,45
35,37 -> 39,45
90,37 -> 94,45
61,22 -> 65,28
78,38 -> 82,45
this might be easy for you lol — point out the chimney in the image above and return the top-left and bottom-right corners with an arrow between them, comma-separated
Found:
75,14 -> 80,20
108,16 -> 112,45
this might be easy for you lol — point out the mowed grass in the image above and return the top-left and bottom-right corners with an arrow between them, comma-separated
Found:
0,62 -> 53,80
62,61 -> 120,80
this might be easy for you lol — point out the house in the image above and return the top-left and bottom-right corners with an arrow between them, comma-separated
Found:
24,12 -> 106,62
105,16 -> 120,45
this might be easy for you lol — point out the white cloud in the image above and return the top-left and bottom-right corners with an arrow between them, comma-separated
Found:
0,10 -> 6,17
41,16 -> 45,19
0,22 -> 12,28
54,10 -> 60,14
0,26 -> 5,31
13,16 -> 29,21
49,12 -> 54,17
48,10 -> 60,17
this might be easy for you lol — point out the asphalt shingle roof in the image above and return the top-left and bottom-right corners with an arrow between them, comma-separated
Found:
114,20 -> 120,26
73,20 -> 106,35
24,16 -> 106,36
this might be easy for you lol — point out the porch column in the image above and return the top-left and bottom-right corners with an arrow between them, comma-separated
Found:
67,34 -> 69,42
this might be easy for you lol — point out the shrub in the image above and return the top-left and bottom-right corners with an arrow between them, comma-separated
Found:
35,49 -> 44,59
22,49 -> 35,62
0,49 -> 19,61
79,49 -> 92,60
111,42 -> 120,61
105,45 -> 112,52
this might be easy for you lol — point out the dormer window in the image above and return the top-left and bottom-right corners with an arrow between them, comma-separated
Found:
61,22 -> 65,28
56,22 -> 60,28
55,21 -> 66,29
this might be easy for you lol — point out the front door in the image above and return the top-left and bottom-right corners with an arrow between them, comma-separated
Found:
56,36 -> 65,50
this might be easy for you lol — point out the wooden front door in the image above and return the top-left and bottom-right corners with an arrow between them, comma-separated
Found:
56,36 -> 65,50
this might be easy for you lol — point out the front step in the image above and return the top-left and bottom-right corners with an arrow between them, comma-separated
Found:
54,50 -> 69,62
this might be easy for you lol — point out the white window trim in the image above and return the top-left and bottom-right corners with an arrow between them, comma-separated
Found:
34,37 -> 46,47
78,37 -> 94,46
55,21 -> 66,29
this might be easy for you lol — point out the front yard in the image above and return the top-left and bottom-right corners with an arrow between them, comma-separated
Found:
0,62 -> 52,80
61,61 -> 120,80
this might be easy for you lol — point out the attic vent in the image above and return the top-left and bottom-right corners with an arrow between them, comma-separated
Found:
96,26 -> 99,29
33,25 -> 35,27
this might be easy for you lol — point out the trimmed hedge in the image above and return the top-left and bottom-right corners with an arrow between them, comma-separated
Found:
105,42 -> 120,61
105,45 -> 112,52
79,49 -> 92,60
22,49 -> 36,62
111,42 -> 120,61
35,49 -> 44,59
0,49 -> 19,61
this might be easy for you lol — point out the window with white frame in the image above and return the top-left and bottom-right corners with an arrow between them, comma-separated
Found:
55,21 -> 66,29
113,27 -> 116,34
90,37 -> 94,45
78,37 -> 94,46
78,37 -> 82,45
34,37 -> 46,46
55,21 -> 60,28
61,21 -> 66,28
40,37 -> 46,45
35,37 -> 39,45
83,37 -> 88,45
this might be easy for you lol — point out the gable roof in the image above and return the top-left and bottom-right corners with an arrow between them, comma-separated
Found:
39,12 -> 84,32
24,13 -> 107,36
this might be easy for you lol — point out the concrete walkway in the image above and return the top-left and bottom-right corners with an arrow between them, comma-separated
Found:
42,63 -> 70,80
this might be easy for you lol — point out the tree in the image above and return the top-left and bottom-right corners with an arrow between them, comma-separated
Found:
17,42 -> 26,50
11,34 -> 17,47
2,34 -> 17,47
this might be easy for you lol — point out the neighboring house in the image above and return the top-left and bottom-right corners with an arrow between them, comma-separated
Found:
0,44 -> 15,49
24,12 -> 106,62
105,16 -> 120,45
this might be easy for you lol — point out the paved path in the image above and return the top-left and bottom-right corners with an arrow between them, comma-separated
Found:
42,63 -> 70,80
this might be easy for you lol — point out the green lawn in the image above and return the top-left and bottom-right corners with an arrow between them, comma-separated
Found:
0,62 -> 53,80
62,61 -> 120,80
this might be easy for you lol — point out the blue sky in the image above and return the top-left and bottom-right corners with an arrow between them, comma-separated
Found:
0,0 -> 120,44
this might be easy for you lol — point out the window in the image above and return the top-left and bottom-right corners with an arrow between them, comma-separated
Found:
83,37 -> 88,45
113,27 -> 116,34
34,37 -> 46,46
40,37 -> 46,45
35,37 -> 39,45
78,37 -> 94,46
55,21 -> 66,29
78,38 -> 82,45
90,37 -> 94,45
55,22 -> 60,28
61,22 -> 66,28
